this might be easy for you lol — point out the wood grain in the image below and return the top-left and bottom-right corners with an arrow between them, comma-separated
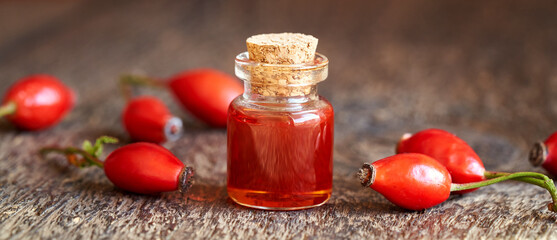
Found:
1,0 -> 557,239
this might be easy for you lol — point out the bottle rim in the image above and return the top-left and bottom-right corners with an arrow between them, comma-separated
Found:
235,52 -> 328,71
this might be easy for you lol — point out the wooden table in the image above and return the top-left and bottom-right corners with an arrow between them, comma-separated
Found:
1,0 -> 556,239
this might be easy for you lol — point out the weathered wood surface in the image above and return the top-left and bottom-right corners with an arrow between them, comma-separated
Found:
1,0 -> 557,239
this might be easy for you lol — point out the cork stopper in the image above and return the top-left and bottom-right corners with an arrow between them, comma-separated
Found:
247,33 -> 318,64
241,33 -> 325,97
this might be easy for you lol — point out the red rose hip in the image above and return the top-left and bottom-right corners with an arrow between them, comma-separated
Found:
0,74 -> 75,130
104,142 -> 193,194
122,96 -> 183,143
530,131 -> 557,176
168,69 -> 243,127
358,153 -> 452,210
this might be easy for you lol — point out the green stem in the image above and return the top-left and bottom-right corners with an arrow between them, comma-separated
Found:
452,171 -> 557,212
119,75 -> 167,101
484,171 -> 545,192
0,102 -> 16,118
453,172 -> 546,191
40,147 -> 104,168
484,171 -> 508,179
513,176 -> 547,189
485,170 -> 549,187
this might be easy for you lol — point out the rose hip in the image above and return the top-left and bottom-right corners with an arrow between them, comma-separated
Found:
103,142 -> 192,194
358,153 -> 557,212
530,131 -> 557,176
358,153 -> 452,210
40,137 -> 194,194
0,74 -> 75,130
168,69 -> 243,127
122,96 -> 183,144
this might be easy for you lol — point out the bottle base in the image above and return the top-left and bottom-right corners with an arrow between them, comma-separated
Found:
227,187 -> 331,210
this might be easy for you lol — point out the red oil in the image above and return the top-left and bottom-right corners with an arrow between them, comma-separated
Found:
227,97 -> 334,210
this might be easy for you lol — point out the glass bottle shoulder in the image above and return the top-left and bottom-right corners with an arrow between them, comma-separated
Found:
228,95 -> 334,126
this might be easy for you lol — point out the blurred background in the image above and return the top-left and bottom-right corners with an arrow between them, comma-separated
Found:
1,0 -> 557,168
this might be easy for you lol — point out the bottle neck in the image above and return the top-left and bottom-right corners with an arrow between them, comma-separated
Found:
242,82 -> 319,104
234,52 -> 328,105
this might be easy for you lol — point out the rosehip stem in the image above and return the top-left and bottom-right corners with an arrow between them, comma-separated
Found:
451,171 -> 557,212
0,101 -> 16,118
40,136 -> 117,168
485,171 -> 550,188
119,75 -> 167,101
40,147 -> 104,168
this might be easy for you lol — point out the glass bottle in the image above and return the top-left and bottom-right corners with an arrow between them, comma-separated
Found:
227,52 -> 334,210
